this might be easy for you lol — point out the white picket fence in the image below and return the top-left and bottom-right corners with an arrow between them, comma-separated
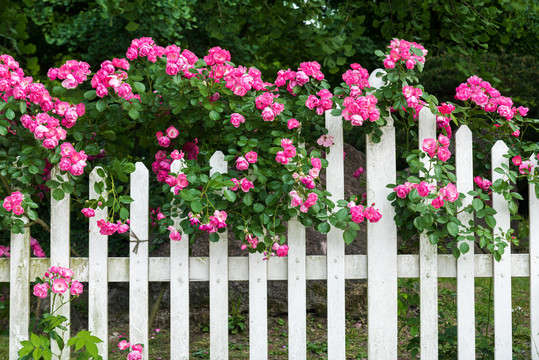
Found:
2,70 -> 539,359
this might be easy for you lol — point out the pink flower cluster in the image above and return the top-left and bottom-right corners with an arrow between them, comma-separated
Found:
20,113 -> 67,149
275,61 -> 325,95
241,233 -> 259,250
436,103 -> 455,138
58,142 -> 88,176
163,44 -> 198,77
289,190 -> 318,213
383,39 -> 427,69
349,203 -> 382,224
305,89 -> 333,115
230,113 -> 245,128
0,245 -> 9,257
512,155 -> 534,175
474,176 -> 492,192
152,149 -> 189,193
126,37 -> 165,63
91,58 -> 137,100
167,226 -> 182,241
402,86 -> 425,118
353,167 -> 364,178
272,242 -> 289,257
394,181 -> 458,209
255,92 -> 284,121
156,125 -> 179,148
422,135 -> 451,162
342,63 -> 370,93
118,340 -> 143,360
47,60 -> 91,89
225,66 -> 265,96
193,210 -> 228,234
97,219 -> 129,236
33,266 -> 83,299
150,207 -> 166,227
276,138 -> 296,165
230,177 -> 254,192
455,75 -> 528,122
2,191 -> 24,215
81,207 -> 95,217
31,237 -> 46,258
341,94 -> 380,126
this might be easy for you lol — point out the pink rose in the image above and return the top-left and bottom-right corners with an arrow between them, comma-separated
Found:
422,138 -> 438,157
305,95 -> 320,110
245,151 -> 258,164
236,156 -> 249,171
353,167 -> 364,178
311,158 -> 322,170
12,205 -> 24,216
364,206 -> 382,223
275,151 -> 289,165
394,185 -> 409,199
167,226 -> 182,241
230,178 -> 240,191
33,283 -> 49,299
166,126 -> 179,139
437,147 -> 451,162
51,278 -> 69,294
127,350 -> 142,360
512,155 -> 522,166
230,113 -> 245,128
240,178 -> 254,192
118,340 -> 130,350
519,160 -> 533,175
350,205 -> 365,223
417,182 -> 430,197
276,244 -> 289,257
261,107 -> 275,121
443,183 -> 459,202
287,118 -> 300,129
431,197 -> 445,209
70,280 -> 83,296
81,208 -> 95,218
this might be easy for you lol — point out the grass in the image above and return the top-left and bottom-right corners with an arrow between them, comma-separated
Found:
0,277 -> 535,359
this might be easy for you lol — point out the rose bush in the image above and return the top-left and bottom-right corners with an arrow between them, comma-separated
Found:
0,37 -> 536,258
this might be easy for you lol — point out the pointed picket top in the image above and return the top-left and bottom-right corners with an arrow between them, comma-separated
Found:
88,167 -> 109,359
491,140 -> 509,164
210,151 -> 226,173
455,125 -> 472,144
368,68 -> 387,90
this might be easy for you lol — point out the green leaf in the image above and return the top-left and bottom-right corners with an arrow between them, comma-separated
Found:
20,101 -> 27,114
32,347 -> 42,360
413,217 -> 423,230
485,215 -> 496,229
52,188 -> 65,201
128,108 -> 140,120
243,193 -> 253,206
179,189 -> 194,201
472,198 -> 484,211
120,208 -> 129,220
119,195 -> 134,204
133,82 -> 146,92
343,228 -> 356,244
84,90 -> 97,100
31,333 -> 41,347
447,222 -> 459,237
209,110 -> 220,120
191,200 -> 203,213
6,108 -> 15,120
459,242 -> 470,254
223,189 -> 237,202
61,182 -> 74,194
96,100 -> 106,112
125,21 -> 140,31
317,222 -> 331,233
336,208 -> 349,221
253,203 -> 265,212
0,125 -> 7,136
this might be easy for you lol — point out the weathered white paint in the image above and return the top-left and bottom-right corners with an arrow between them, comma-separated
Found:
170,160 -> 190,359
209,151 -> 228,360
50,167 -> 71,360
88,167 -> 109,359
367,68 -> 398,360
491,141 -> 512,360
249,251 -> 268,360
325,109 -> 346,359
456,125 -> 475,359
9,216 -> 30,360
130,163 -> 149,360
288,217 -> 306,360
418,107 -> 438,359
529,154 -> 539,360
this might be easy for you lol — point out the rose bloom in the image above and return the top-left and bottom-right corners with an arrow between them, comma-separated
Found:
240,178 -> 254,192
245,151 -> 258,164
51,278 -> 69,294
288,118 -> 300,129
276,244 -> 289,257
33,283 -> 49,299
230,113 -> 245,128
70,280 -> 83,296
236,156 -> 249,170
118,340 -> 130,350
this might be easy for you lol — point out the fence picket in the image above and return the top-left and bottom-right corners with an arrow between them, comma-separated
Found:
130,162 -> 149,360
325,109 -> 345,359
288,217 -> 306,360
170,159 -> 190,359
418,108 -> 438,358
209,151 -> 228,360
529,154 -> 539,359
249,252 -> 267,360
367,69 -> 397,358
9,217 -> 30,360
88,167 -> 109,359
50,167 -> 71,360
455,126 -> 475,359
491,141 -> 511,359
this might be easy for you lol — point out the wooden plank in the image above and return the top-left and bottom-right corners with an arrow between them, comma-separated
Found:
455,125 -> 475,359
130,162 -> 149,360
325,109 -> 346,359
529,154 -> 539,360
9,217 -> 30,360
50,167 -> 71,360
367,68 -> 397,359
288,217 -> 306,360
88,167 -> 109,359
249,252 -> 268,360
491,141 -> 511,359
170,159 -> 190,359
418,107 -> 438,359
209,151 -> 228,360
